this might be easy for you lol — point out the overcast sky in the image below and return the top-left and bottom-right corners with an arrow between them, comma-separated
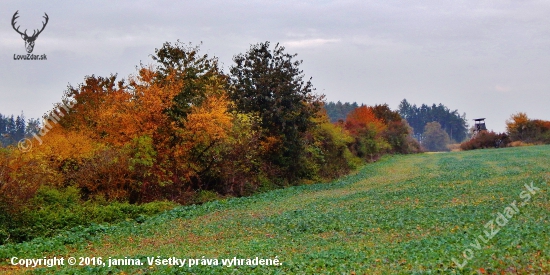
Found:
2,0 -> 550,133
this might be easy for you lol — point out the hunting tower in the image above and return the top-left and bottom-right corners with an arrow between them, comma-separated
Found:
471,118 -> 487,139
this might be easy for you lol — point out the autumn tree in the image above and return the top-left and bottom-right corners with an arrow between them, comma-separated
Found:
382,120 -> 421,154
345,106 -> 390,160
506,113 -> 550,143
229,41 -> 323,183
58,74 -> 130,143
170,81 -> 233,191
147,42 -> 237,195
506,112 -> 530,141
345,106 -> 386,134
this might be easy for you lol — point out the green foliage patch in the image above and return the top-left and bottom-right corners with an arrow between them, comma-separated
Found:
0,186 -> 176,245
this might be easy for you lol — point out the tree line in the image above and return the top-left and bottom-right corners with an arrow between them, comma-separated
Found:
325,99 -> 470,151
0,113 -> 39,147
1,41 -> 422,243
398,99 -> 468,142
324,101 -> 360,122
325,99 -> 469,143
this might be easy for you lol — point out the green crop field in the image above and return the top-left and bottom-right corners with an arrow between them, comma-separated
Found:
1,146 -> 549,274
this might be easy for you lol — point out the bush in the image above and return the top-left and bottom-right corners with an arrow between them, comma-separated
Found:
460,131 -> 509,150
540,131 -> 550,144
0,149 -> 62,221
0,185 -> 176,244
192,190 -> 221,204
63,146 -> 134,201
307,120 -> 360,179
506,113 -> 550,143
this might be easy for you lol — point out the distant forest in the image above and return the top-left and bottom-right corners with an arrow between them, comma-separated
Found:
324,101 -> 360,123
324,99 -> 469,142
397,99 -> 468,142
0,113 -> 39,147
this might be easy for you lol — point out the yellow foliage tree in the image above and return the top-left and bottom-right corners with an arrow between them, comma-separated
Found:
171,79 -> 233,187
506,112 -> 530,141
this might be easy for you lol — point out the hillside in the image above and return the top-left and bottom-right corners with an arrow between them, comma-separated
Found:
1,146 -> 549,274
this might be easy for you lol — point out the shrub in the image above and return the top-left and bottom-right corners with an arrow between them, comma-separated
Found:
193,190 -> 221,204
65,146 -> 134,201
460,131 -> 509,150
0,185 -> 177,244
506,113 -> 550,143
0,149 -> 61,218
307,119 -> 359,179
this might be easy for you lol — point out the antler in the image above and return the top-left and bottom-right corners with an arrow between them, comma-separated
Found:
30,13 -> 49,38
11,10 -> 27,37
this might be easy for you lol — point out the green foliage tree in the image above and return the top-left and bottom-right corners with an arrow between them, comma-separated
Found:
229,42 -> 323,183
422,122 -> 451,151
152,41 -> 225,124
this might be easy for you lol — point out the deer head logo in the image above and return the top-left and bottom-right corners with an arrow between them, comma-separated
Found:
11,11 -> 49,53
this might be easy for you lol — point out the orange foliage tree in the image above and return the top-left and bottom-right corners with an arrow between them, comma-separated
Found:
59,68 -> 182,146
345,106 -> 386,134
344,106 -> 390,161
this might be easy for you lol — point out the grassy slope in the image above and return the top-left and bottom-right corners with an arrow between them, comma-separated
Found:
1,146 -> 549,274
